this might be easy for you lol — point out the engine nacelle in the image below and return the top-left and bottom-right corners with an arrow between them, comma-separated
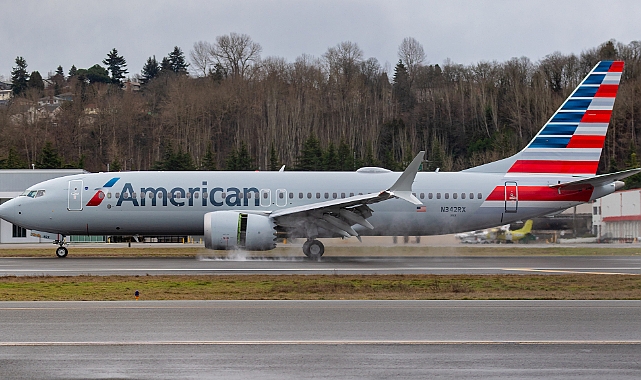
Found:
204,211 -> 276,251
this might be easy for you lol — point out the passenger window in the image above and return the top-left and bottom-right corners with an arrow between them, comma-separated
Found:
453,193 -> 457,199
149,193 -> 153,199
158,192 -> 163,199
436,193 -> 441,199
279,192 -> 284,199
350,193 -> 354,197
428,193 -> 433,199
203,192 -> 208,198
299,192 -> 303,199
461,193 -> 466,199
115,192 -> 120,199
477,193 -> 482,199
186,192 -> 191,198
420,193 -> 424,199
289,193 -> 293,199
307,193 -> 312,199
132,192 -> 137,199
445,193 -> 449,199
469,193 -> 474,199
341,192 -> 345,198
332,193 -> 337,199
107,192 -> 112,199
194,192 -> 199,199
324,192 -> 329,199
263,192 -> 269,199
316,193 -> 321,199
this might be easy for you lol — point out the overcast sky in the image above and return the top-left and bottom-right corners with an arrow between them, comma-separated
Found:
1,0 -> 640,80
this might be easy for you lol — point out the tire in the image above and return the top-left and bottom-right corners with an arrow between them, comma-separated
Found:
55,246 -> 68,258
303,240 -> 324,259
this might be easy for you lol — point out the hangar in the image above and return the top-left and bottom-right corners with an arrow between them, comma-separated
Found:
592,188 -> 641,242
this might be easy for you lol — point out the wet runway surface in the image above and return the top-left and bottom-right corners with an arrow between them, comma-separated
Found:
1,300 -> 639,379
0,255 -> 639,276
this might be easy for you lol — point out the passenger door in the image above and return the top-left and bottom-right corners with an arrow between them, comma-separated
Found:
68,180 -> 83,211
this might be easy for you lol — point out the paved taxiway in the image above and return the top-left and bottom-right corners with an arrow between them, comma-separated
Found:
1,300 -> 639,379
0,255 -> 639,276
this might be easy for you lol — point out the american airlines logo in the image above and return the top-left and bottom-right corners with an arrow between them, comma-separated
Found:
87,179 -> 262,208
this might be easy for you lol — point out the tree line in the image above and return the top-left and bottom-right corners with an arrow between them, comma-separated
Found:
2,36 -> 641,187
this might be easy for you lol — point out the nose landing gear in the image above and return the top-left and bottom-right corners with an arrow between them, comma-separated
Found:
53,237 -> 68,258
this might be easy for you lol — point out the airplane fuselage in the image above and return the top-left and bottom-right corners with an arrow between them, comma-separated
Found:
3,170 -> 605,238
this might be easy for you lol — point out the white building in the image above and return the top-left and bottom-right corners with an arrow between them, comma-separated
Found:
592,189 -> 641,242
0,169 -> 86,243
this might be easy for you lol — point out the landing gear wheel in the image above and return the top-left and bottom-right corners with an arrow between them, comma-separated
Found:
55,246 -> 68,258
302,239 -> 324,259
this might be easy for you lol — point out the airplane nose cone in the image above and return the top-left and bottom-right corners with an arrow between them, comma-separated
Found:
0,197 -> 19,223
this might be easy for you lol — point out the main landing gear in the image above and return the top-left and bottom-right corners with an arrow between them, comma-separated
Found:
53,237 -> 68,258
302,239 -> 324,259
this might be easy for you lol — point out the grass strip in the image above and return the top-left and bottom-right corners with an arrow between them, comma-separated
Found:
0,274 -> 639,301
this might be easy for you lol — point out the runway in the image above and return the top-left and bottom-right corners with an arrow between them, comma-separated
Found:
0,300 -> 639,379
0,255 -> 639,276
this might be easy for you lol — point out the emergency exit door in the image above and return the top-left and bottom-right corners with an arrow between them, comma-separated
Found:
68,180 -> 83,211
504,181 -> 518,213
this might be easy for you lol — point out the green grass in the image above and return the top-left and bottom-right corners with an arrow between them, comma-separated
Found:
0,274 -> 639,301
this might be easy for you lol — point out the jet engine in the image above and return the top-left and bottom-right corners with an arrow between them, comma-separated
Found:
204,211 -> 277,251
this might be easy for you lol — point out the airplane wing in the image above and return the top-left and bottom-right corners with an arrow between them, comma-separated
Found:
269,152 -> 425,239
549,168 -> 641,191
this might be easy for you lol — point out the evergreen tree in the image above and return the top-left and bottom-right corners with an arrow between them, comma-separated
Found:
269,144 -> 280,171
102,48 -> 128,86
68,65 -> 77,77
236,142 -> 255,170
225,147 -> 239,170
337,140 -> 353,171
167,46 -> 189,74
109,158 -> 122,172
296,135 -> 323,171
322,142 -> 339,171
152,142 -> 195,170
201,144 -> 217,170
28,71 -> 44,92
160,57 -> 173,73
10,56 -> 29,96
0,148 -> 26,169
392,60 -> 413,112
140,56 -> 160,84
624,143 -> 641,189
38,142 -> 63,169
226,142 -> 255,170
85,64 -> 111,84
52,66 -> 65,95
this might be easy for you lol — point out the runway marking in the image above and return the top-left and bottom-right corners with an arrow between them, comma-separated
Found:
0,267 -> 639,273
1,340 -> 640,346
510,268 -> 641,275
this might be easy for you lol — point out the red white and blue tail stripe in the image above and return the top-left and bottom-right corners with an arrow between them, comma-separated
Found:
509,60 -> 623,175
464,61 -> 623,175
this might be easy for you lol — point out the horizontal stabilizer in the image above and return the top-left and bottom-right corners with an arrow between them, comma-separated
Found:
550,168 -> 641,190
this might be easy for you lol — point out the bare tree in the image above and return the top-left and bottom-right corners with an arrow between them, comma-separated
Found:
210,33 -> 262,78
189,41 -> 214,77
398,37 -> 426,85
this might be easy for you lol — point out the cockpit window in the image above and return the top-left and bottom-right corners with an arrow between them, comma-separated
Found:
21,190 -> 45,198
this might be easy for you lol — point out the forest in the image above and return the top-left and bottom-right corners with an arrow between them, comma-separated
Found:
1,36 -> 641,187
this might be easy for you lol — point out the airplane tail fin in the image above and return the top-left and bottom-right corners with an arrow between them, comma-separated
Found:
518,220 -> 533,234
465,61 -> 624,175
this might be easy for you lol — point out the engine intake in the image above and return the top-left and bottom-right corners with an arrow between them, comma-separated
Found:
204,211 -> 276,251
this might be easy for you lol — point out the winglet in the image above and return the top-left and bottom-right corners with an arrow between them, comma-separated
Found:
386,151 -> 424,205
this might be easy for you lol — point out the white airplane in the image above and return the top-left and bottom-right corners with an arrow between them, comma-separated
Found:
0,61 -> 638,258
